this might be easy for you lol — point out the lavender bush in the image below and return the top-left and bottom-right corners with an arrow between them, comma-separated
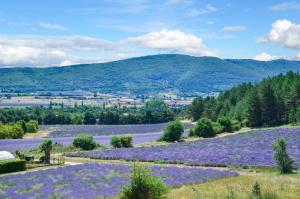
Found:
0,163 -> 238,199
66,128 -> 300,168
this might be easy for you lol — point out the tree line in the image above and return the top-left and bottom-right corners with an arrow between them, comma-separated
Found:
189,71 -> 300,127
0,100 -> 182,125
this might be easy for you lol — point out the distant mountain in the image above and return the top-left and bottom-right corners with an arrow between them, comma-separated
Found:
1,54 -> 300,96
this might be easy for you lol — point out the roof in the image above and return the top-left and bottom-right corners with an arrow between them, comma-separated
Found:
0,151 -> 15,161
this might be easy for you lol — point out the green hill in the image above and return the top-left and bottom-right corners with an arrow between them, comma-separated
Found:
1,54 -> 300,96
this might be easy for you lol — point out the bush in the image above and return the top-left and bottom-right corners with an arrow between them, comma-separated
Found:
188,128 -> 195,137
193,118 -> 216,138
111,135 -> 133,148
26,120 -> 39,133
18,120 -> 27,133
160,121 -> 184,142
0,160 -> 26,174
111,136 -> 122,148
231,120 -> 241,131
272,138 -> 295,174
0,123 -> 24,139
218,116 -> 233,132
73,134 -> 97,150
120,164 -> 168,199
120,135 -> 133,148
212,122 -> 224,134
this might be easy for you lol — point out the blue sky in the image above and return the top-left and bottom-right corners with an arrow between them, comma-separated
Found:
0,0 -> 300,67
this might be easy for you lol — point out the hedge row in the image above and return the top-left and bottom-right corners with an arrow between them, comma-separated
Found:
0,160 -> 26,174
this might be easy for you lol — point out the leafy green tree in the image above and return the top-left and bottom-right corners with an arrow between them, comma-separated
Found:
193,118 -> 216,138
73,134 -> 97,150
26,120 -> 39,133
40,139 -> 53,164
272,138 -> 295,174
160,121 -> 184,142
18,120 -> 27,133
111,136 -> 122,148
120,164 -> 168,199
145,100 -> 168,113
246,88 -> 262,127
218,116 -> 233,132
189,97 -> 204,121
120,135 -> 133,148
83,112 -> 96,124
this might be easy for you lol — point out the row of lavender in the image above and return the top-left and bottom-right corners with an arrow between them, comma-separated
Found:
41,123 -> 169,137
0,163 -> 238,199
66,128 -> 300,168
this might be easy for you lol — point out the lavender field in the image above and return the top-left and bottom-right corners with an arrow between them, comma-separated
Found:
0,130 -> 190,153
66,128 -> 300,168
0,163 -> 238,199
41,123 -> 171,137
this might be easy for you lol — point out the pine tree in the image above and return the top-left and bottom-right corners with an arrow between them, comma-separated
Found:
260,83 -> 278,126
246,88 -> 262,127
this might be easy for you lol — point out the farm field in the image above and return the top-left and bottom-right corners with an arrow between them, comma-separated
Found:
0,130 -> 188,153
66,128 -> 300,168
41,123 -> 193,137
0,163 -> 238,199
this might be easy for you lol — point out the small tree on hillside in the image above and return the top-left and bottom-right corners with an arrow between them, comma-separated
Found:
272,138 -> 295,174
120,164 -> 168,199
218,116 -> 233,132
160,121 -> 184,142
40,139 -> 53,164
193,118 -> 216,138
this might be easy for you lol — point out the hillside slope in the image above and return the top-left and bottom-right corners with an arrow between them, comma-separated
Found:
1,54 -> 300,95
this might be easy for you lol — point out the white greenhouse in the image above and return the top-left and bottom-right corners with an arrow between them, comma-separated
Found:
0,151 -> 15,161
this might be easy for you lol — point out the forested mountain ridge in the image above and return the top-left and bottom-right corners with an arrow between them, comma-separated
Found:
1,54 -> 300,95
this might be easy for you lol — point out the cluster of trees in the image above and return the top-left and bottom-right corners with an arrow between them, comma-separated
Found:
189,117 -> 241,138
111,135 -> 133,148
189,71 -> 300,127
0,100 -> 179,125
0,120 -> 39,139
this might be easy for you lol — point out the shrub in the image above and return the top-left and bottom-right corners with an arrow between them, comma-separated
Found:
231,120 -> 241,131
188,128 -> 195,137
18,120 -> 27,133
272,138 -> 295,174
160,121 -> 184,142
218,116 -> 233,132
26,120 -> 39,133
111,136 -> 122,148
120,164 -> 168,199
0,125 -> 10,139
251,181 -> 261,199
73,134 -> 97,150
9,124 -> 24,139
193,118 -> 216,138
212,122 -> 224,134
111,135 -> 133,148
120,135 -> 133,148
0,160 -> 26,174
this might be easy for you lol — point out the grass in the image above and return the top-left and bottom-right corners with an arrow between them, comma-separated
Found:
167,169 -> 300,199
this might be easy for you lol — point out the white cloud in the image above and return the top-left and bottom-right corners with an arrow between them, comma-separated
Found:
39,22 -> 67,31
0,29 -> 215,67
222,26 -> 247,32
258,19 -> 300,49
189,4 -> 217,17
125,29 -> 217,56
296,53 -> 300,60
270,1 -> 300,11
254,52 -> 278,61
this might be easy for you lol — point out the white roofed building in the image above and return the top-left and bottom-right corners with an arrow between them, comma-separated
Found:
0,151 -> 15,161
